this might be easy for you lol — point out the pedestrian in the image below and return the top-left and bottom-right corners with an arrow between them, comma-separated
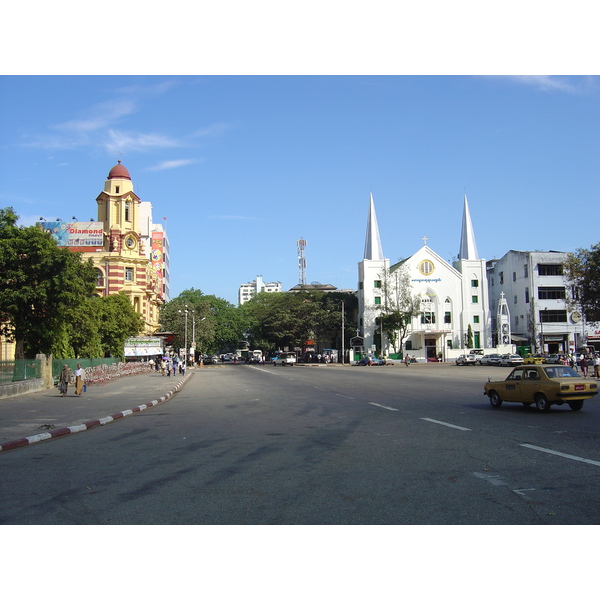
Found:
594,354 -> 600,380
580,355 -> 589,377
404,354 -> 409,367
181,360 -> 186,376
74,363 -> 85,396
58,364 -> 71,397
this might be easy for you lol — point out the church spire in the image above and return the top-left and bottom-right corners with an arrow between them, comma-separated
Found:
458,194 -> 479,260
363,193 -> 384,260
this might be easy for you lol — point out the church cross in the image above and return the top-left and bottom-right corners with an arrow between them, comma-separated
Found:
422,235 -> 428,246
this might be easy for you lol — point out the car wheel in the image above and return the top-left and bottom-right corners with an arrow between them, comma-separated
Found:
489,391 -> 502,409
568,400 -> 584,411
535,394 -> 551,412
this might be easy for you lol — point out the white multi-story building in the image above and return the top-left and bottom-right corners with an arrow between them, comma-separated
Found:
357,193 -> 493,361
487,250 -> 598,354
238,275 -> 282,305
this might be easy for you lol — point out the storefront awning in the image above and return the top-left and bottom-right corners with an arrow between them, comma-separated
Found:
511,334 -> 529,342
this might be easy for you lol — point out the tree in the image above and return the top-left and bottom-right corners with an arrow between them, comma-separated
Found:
565,243 -> 600,322
96,293 -> 144,357
378,263 -> 420,354
0,208 -> 98,358
159,288 -> 248,355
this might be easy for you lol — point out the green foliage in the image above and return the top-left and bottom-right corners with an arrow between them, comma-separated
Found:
242,290 -> 356,352
0,207 -> 98,358
160,288 -> 249,354
96,293 -> 144,358
565,243 -> 600,321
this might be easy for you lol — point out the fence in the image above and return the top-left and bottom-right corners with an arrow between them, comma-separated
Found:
0,359 -> 42,383
52,358 -> 153,386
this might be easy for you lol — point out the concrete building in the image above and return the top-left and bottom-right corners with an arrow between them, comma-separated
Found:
238,276 -> 282,305
357,193 -> 493,361
486,250 -> 598,354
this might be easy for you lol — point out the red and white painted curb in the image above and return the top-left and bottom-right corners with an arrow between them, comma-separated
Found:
0,374 -> 191,452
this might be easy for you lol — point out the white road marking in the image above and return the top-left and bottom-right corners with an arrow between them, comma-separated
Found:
420,418 -> 471,431
369,402 -> 399,411
336,393 -> 355,399
520,443 -> 600,467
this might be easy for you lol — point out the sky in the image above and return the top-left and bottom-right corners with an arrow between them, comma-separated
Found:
1,74 -> 598,305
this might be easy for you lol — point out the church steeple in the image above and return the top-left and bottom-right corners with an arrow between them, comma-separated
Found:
458,194 -> 479,260
363,193 -> 384,260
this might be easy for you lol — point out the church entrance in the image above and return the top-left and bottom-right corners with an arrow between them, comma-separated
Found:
425,338 -> 437,361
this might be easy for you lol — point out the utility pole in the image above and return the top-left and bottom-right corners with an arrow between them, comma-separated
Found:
341,301 -> 345,365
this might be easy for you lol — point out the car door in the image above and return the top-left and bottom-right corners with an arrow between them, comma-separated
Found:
518,368 -> 541,403
502,368 -> 526,402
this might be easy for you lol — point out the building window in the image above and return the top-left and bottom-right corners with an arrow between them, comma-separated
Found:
499,272 -> 504,284
525,288 -> 530,303
524,264 -> 528,278
472,295 -> 478,303
538,286 -> 566,300
125,267 -> 134,282
444,311 -> 451,324
513,272 -> 516,282
515,316 -> 519,328
471,279 -> 479,288
125,201 -> 131,221
115,186 -> 120,194
374,280 -> 382,288
538,264 -> 563,276
374,297 -> 381,305
406,341 -> 413,350
473,316 -> 480,324
359,282 -> 363,290
447,339 -> 453,349
421,312 -> 436,324
540,310 -> 567,323
514,295 -> 517,304
94,268 -> 104,288
419,260 -> 435,276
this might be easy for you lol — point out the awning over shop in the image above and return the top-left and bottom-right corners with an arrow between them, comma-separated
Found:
511,334 -> 529,342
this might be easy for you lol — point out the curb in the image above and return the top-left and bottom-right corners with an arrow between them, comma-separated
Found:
0,373 -> 192,453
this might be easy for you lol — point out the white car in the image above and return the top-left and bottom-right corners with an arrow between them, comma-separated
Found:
500,353 -> 524,366
272,352 -> 297,366
479,353 -> 502,366
456,354 -> 478,365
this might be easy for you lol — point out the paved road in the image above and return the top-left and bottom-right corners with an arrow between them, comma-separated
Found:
1,362 -> 599,524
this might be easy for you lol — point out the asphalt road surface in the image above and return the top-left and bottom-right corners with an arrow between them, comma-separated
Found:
2,362 -> 600,525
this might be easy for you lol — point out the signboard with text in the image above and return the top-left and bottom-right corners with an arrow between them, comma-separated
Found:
39,221 -> 104,247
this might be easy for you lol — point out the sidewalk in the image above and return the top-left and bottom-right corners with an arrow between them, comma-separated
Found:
0,370 -> 192,452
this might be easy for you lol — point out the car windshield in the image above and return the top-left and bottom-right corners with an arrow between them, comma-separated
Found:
543,366 -> 579,378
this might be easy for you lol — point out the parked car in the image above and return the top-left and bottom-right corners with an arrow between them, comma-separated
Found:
484,364 -> 598,412
524,354 -> 546,364
272,352 -> 297,366
500,353 -> 524,366
357,354 -> 385,366
456,354 -> 478,366
203,355 -> 219,365
479,353 -> 502,366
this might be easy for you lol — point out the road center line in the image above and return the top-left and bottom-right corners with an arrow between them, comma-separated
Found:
520,443 -> 600,467
369,402 -> 399,412
420,418 -> 471,431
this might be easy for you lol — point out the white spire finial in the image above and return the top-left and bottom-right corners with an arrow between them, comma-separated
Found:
458,194 -> 479,260
363,193 -> 384,260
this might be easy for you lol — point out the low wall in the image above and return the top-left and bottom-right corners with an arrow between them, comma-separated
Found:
0,378 -> 46,400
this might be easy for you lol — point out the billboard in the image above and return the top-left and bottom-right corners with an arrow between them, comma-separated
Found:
151,231 -> 164,285
39,221 -> 104,247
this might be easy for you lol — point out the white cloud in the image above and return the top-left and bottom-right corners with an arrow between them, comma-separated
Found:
104,130 -> 183,153
147,159 -> 201,171
508,75 -> 587,93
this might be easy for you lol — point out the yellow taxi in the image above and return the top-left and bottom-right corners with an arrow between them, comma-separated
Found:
523,354 -> 546,364
484,364 -> 598,412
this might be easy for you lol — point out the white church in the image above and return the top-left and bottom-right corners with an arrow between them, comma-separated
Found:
357,194 -> 512,362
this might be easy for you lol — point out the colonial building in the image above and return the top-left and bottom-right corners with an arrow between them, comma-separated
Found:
92,161 -> 164,333
357,193 -> 493,361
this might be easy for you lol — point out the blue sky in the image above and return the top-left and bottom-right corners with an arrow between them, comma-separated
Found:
1,75 -> 598,305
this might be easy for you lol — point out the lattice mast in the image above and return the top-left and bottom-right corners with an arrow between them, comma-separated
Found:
297,238 -> 307,285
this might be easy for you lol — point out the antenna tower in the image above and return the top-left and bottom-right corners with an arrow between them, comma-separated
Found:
297,238 -> 307,285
